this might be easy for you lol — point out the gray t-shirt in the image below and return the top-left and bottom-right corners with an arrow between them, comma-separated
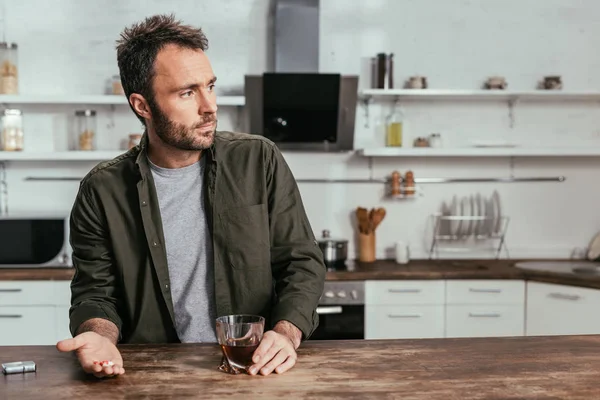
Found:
149,156 -> 217,343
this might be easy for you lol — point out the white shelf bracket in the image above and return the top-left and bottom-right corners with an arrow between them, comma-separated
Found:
361,96 -> 373,128
507,97 -> 518,129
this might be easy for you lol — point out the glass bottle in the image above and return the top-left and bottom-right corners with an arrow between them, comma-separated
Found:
0,42 -> 18,94
1,109 -> 23,151
385,104 -> 403,147
74,110 -> 97,151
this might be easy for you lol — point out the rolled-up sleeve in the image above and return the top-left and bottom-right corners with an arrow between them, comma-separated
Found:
68,181 -> 122,339
266,144 -> 326,340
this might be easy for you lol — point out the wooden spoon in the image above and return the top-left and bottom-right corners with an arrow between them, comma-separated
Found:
371,207 -> 387,231
356,207 -> 369,234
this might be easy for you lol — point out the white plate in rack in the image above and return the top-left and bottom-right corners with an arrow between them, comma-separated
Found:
449,195 -> 461,237
460,196 -> 472,237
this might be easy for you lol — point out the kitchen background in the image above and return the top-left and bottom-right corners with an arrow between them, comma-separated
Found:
1,0 -> 599,261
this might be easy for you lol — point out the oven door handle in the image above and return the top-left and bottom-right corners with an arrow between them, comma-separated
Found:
316,306 -> 343,315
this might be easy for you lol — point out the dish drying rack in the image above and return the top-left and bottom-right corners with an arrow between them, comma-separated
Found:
428,214 -> 510,259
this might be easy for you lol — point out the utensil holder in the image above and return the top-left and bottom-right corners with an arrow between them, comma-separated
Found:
359,232 -> 376,262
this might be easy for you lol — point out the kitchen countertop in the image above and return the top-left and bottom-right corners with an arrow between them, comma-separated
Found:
2,335 -> 600,399
3,259 -> 600,289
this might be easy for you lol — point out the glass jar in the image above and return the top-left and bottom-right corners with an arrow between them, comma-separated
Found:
74,110 -> 97,151
385,106 -> 403,147
1,109 -> 23,151
111,75 -> 124,95
0,42 -> 18,94
128,133 -> 142,149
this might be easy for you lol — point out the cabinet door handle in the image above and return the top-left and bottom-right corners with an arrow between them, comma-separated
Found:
316,306 -> 343,315
0,314 -> 22,318
548,292 -> 581,301
388,289 -> 421,294
387,314 -> 422,318
469,288 -> 502,293
0,289 -> 22,293
469,313 -> 501,318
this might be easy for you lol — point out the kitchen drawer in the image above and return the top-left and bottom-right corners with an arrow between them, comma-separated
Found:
366,280 -> 445,305
365,305 -> 445,339
446,305 -> 524,338
526,282 -> 600,336
0,281 -> 58,306
55,306 -> 72,342
0,306 -> 57,345
446,280 -> 525,305
54,281 -> 72,306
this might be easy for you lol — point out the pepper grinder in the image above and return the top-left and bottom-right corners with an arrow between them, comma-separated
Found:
376,53 -> 394,89
391,171 -> 401,196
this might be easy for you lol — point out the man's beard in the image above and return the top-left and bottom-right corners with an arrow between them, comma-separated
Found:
148,98 -> 217,151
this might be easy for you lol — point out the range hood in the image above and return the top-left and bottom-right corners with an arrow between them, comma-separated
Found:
244,0 -> 357,152
272,0 -> 319,72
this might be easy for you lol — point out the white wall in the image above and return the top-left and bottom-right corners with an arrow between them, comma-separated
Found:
1,0 -> 599,260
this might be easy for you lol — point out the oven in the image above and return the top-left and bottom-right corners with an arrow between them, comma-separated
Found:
310,281 -> 365,340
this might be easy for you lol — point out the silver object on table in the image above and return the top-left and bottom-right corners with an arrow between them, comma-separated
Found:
2,361 -> 36,374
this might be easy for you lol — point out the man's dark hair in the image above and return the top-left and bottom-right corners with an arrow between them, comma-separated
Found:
116,14 -> 209,125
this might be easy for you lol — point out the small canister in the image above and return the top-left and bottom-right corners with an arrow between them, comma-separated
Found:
74,110 -> 97,151
111,75 -> 124,95
395,241 -> 410,264
128,133 -> 142,149
0,42 -> 18,94
2,361 -> 36,374
1,109 -> 23,151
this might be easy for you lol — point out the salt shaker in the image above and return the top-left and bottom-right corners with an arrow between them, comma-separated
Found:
395,241 -> 410,264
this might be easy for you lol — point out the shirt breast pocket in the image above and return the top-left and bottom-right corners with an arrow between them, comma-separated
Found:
219,203 -> 270,270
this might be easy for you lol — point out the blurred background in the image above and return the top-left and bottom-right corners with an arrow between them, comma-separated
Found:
0,0 -> 598,261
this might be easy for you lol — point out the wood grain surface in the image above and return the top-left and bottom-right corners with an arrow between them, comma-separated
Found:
2,335 -> 600,399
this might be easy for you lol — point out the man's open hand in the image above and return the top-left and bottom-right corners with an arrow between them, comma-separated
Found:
56,331 -> 124,378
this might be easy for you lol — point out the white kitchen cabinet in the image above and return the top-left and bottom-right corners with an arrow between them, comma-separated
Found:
365,280 -> 445,339
0,281 -> 72,345
446,305 -> 524,338
55,306 -> 72,342
366,305 -> 445,339
0,306 -> 57,345
446,280 -> 525,305
526,282 -> 600,336
445,280 -> 525,338
366,280 -> 445,305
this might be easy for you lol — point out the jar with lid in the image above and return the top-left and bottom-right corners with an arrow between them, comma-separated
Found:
128,133 -> 142,149
111,75 -> 124,95
0,42 -> 18,94
1,109 -> 23,151
385,104 -> 403,147
74,110 -> 97,151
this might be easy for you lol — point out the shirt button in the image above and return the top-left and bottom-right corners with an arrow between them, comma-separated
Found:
165,284 -> 169,289
141,200 -> 147,206
152,241 -> 158,247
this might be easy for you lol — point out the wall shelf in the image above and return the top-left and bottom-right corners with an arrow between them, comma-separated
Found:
0,151 -> 123,161
360,89 -> 600,102
358,147 -> 600,157
0,95 -> 245,106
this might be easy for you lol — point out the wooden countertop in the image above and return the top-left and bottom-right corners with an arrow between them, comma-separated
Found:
3,259 -> 600,290
2,335 -> 600,399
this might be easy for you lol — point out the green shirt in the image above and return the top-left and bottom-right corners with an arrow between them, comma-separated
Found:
68,131 -> 326,343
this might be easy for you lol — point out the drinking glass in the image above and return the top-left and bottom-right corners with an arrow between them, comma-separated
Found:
216,314 -> 264,374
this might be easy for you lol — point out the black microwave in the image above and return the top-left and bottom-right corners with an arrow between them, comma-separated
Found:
244,73 -> 358,152
0,216 -> 71,268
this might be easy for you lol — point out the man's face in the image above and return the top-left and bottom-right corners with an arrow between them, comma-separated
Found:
148,44 -> 218,150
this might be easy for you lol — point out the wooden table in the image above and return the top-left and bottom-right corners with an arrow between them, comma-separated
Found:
2,335 -> 599,399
